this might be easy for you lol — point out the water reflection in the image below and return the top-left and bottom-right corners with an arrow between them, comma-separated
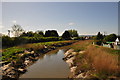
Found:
20,49 -> 70,78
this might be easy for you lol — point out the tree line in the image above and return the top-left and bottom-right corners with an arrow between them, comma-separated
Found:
2,24 -> 119,48
94,32 -> 119,45
2,24 -> 80,48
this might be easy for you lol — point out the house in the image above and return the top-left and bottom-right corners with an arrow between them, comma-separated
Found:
114,38 -> 120,50
102,38 -> 120,50
102,42 -> 114,48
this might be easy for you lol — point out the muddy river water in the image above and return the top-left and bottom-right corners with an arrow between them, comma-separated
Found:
20,49 -> 70,78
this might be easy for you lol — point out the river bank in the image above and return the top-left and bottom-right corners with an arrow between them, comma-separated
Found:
2,40 -> 120,79
63,40 -> 120,80
2,40 -> 76,79
63,49 -> 96,79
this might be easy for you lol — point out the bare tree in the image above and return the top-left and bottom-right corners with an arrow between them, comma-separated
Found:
11,24 -> 24,37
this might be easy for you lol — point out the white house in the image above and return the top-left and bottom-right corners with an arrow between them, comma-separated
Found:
115,38 -> 119,45
114,38 -> 120,50
102,38 -> 120,50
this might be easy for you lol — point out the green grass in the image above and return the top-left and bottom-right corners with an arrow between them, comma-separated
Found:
2,47 -> 25,61
2,40 -> 76,62
33,40 -> 74,46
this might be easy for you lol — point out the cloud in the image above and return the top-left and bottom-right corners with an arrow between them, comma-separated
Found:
68,22 -> 75,26
0,23 -> 4,29
0,25 -> 3,29
12,20 -> 17,24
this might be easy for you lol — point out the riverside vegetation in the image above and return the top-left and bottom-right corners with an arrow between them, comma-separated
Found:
1,40 -> 76,79
1,24 -> 120,79
1,38 -> 120,79
63,40 -> 120,79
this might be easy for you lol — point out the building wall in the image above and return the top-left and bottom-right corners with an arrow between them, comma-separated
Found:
114,44 -> 120,50
103,44 -> 111,48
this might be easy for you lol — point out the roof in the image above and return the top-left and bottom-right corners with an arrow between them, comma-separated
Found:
106,42 -> 114,44
116,38 -> 119,42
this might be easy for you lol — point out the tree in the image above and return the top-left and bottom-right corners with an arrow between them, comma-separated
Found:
45,30 -> 59,37
95,32 -> 104,40
103,34 -> 117,42
26,31 -> 34,37
2,35 -> 13,47
20,32 -> 27,37
11,24 -> 24,37
62,30 -> 71,39
68,29 -> 79,37
35,30 -> 44,37
94,32 -> 104,45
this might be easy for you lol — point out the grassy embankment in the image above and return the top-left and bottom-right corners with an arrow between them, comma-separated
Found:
2,40 -> 76,63
68,40 -> 120,79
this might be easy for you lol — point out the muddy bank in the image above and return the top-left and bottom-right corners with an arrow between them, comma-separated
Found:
2,42 -> 74,79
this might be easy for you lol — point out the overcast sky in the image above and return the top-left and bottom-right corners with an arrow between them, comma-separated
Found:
1,1 -> 119,35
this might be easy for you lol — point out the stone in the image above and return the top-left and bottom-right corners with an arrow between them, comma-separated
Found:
79,51 -> 85,54
70,66 -> 77,75
71,52 -> 78,56
31,51 -> 34,54
2,63 -> 11,71
24,50 -> 31,54
18,68 -> 27,73
76,72 -> 87,78
64,49 -> 74,56
66,57 -> 75,67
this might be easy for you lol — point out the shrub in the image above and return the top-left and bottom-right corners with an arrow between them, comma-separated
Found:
103,34 -> 117,42
2,36 -> 14,47
94,40 -> 102,45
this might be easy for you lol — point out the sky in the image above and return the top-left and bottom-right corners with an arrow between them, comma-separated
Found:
1,2 -> 119,36
1,0 -> 120,2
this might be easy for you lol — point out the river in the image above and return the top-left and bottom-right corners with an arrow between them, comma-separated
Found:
20,49 -> 70,78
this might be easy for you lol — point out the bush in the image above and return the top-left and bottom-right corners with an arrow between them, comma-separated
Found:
2,35 -> 62,47
103,34 -> 117,42
22,37 -> 61,43
2,36 -> 14,47
94,40 -> 102,45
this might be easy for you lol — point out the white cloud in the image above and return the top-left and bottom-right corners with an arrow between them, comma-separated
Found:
0,23 -> 4,29
0,25 -> 3,29
12,20 -> 17,24
68,22 -> 75,26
